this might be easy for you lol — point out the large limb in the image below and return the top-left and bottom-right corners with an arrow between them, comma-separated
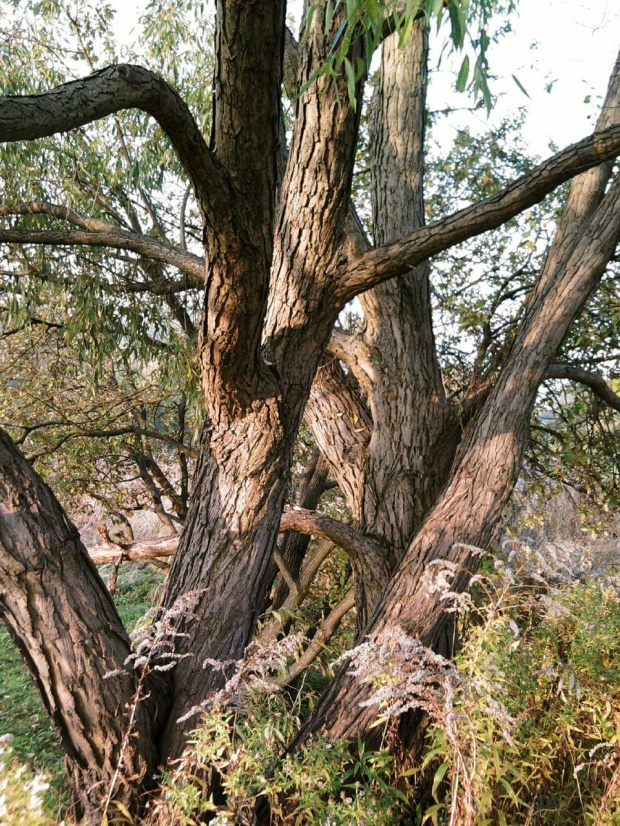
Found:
305,359 -> 372,513
0,430 -> 163,821
301,171 -> 620,747
338,123 -> 620,303
0,229 -> 205,284
159,1 -> 366,758
0,64 -> 227,226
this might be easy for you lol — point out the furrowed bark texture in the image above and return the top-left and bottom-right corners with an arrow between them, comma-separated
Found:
2,1 -> 620,811
359,23 -> 458,554
0,430 -> 162,822
299,52 -> 620,745
306,24 -> 459,625
158,0 -> 365,758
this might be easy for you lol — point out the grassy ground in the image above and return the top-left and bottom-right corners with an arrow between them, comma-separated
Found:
0,562 -> 164,820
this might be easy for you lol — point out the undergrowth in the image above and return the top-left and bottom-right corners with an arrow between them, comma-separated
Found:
152,548 -> 620,826
2,549 -> 620,825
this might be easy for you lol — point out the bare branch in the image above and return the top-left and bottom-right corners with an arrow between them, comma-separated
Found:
0,227 -> 205,284
88,534 -> 179,566
280,507 -> 385,568
275,590 -> 355,687
338,125 -> 620,302
546,363 -> 620,413
0,64 -> 228,225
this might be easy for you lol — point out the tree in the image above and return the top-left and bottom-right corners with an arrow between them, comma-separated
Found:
1,1 -> 620,821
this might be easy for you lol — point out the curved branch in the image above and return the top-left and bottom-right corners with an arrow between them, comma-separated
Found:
326,328 -> 376,396
338,124 -> 620,302
0,64 -> 228,224
546,363 -> 620,413
280,507 -> 385,568
0,227 -> 205,284
89,507 -> 386,572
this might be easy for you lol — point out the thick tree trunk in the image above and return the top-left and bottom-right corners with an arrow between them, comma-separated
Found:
158,404 -> 297,757
2,5 -> 620,816
359,22 -> 459,553
157,1 -> 363,759
306,24 -> 460,626
0,430 -> 163,822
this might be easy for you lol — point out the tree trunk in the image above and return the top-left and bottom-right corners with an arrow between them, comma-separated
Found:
156,1 -> 364,759
300,53 -> 620,746
359,21 -> 459,553
306,23 -> 460,626
0,430 -> 163,822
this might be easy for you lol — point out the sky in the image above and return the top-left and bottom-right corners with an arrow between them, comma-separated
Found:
110,0 -> 619,159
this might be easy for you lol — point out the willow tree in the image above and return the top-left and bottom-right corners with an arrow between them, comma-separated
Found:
1,0 -> 620,820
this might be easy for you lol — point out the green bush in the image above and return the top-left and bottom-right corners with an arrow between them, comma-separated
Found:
422,569 -> 620,825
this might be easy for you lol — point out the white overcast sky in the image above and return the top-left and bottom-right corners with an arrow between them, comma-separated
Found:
111,0 -> 619,159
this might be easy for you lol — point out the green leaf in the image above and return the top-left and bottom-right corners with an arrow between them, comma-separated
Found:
432,761 -> 450,800
343,56 -> 357,108
512,73 -> 531,99
456,54 -> 470,92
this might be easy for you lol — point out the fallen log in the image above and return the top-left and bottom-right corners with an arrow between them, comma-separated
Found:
87,507 -> 365,567
88,533 -> 180,565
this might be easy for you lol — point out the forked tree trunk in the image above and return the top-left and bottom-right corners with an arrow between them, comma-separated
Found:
299,55 -> 620,745
157,1 -> 363,759
1,3 -> 620,818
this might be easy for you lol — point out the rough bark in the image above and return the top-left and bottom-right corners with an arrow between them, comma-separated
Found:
359,22 -> 458,555
299,53 -> 620,745
338,122 -> 620,302
306,24 -> 459,626
0,430 -> 163,822
157,1 -> 366,759
1,4 -> 620,813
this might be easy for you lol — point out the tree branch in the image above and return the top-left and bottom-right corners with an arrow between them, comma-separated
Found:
23,425 -> 198,463
338,124 -> 620,302
275,590 -> 355,687
326,328 -> 376,396
279,507 -> 385,568
546,363 -> 620,413
0,64 -> 228,225
0,227 -> 205,284
88,507 -> 386,573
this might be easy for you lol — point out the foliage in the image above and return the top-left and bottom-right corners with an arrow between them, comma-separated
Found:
305,0 -> 516,110
421,554 -> 620,824
0,0 -> 209,370
155,693 -> 406,825
0,326 -> 198,518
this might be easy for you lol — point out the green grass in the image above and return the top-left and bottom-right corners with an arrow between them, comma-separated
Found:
0,563 -> 164,819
